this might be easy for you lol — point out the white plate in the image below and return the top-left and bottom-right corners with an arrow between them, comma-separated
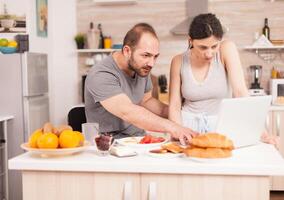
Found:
21,141 -> 91,157
116,136 -> 168,148
147,152 -> 183,159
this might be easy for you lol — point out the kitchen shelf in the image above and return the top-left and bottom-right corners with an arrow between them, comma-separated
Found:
76,49 -> 116,53
243,45 -> 284,62
243,46 -> 284,50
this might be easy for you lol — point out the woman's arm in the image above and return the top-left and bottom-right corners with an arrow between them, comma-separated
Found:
169,54 -> 183,124
220,40 -> 249,97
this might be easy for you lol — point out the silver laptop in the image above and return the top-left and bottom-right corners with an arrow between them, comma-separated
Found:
215,95 -> 272,148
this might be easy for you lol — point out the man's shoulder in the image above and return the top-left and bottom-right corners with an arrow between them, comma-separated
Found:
89,56 -> 120,77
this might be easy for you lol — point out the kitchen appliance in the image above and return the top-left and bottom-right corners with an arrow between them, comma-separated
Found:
270,79 -> 284,105
0,52 -> 49,200
248,65 -> 267,96
171,0 -> 208,35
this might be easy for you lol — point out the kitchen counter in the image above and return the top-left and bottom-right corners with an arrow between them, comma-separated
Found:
8,143 -> 284,200
8,143 -> 284,175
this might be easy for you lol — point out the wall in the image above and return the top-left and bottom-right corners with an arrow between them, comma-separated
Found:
1,0 -> 79,125
210,0 -> 284,92
77,0 -> 188,77
77,0 -> 284,93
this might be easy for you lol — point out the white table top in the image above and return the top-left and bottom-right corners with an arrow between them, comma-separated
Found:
0,115 -> 14,122
8,143 -> 284,176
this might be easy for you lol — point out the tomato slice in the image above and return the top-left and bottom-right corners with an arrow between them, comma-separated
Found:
139,135 -> 165,144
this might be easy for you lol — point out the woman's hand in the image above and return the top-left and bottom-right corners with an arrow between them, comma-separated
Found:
261,131 -> 279,149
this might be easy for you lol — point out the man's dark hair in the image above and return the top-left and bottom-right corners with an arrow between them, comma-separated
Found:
189,13 -> 224,40
123,23 -> 158,50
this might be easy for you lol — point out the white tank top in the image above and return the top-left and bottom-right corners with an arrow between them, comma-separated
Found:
180,49 -> 231,116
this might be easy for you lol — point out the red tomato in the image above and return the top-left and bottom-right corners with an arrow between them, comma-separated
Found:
139,135 -> 152,144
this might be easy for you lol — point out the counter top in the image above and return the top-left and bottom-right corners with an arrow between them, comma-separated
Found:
8,143 -> 284,176
0,115 -> 14,122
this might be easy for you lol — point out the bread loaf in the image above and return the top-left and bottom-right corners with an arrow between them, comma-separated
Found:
162,142 -> 184,153
190,133 -> 234,150
184,147 -> 232,158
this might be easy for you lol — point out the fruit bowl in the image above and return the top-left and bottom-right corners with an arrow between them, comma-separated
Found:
21,141 -> 91,157
0,46 -> 17,54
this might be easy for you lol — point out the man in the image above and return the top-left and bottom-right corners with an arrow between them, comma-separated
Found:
85,23 -> 197,144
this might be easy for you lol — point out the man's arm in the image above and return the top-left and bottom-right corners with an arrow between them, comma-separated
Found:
100,93 -> 198,144
140,90 -> 168,118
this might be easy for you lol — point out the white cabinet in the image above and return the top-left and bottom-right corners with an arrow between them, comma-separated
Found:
22,171 -> 269,200
270,110 -> 284,190
140,174 -> 268,200
22,172 -> 140,200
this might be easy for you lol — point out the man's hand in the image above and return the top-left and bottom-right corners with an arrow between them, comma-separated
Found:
170,125 -> 199,146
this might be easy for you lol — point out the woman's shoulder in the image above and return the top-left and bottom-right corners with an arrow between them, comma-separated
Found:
170,53 -> 184,75
219,39 -> 238,62
220,40 -> 237,51
171,53 -> 183,62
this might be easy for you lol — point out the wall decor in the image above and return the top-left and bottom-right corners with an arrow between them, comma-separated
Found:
36,0 -> 48,37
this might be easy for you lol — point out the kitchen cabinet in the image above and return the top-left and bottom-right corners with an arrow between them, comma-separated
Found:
270,110 -> 284,190
9,143 -> 284,200
140,174 -> 268,200
22,172 -> 140,200
21,171 -> 269,200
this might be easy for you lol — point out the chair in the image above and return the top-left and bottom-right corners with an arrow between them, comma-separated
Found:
67,105 -> 86,132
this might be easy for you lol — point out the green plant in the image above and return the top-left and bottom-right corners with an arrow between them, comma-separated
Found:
74,33 -> 85,49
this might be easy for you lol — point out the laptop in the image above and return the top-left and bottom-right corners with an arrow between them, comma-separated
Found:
215,95 -> 272,148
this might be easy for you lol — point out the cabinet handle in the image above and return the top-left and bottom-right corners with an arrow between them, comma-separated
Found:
276,113 -> 280,137
148,182 -> 157,200
123,181 -> 132,200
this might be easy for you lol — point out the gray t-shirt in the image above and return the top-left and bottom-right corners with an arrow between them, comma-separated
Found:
84,54 -> 152,138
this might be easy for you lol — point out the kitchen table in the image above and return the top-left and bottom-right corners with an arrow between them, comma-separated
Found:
8,143 -> 284,200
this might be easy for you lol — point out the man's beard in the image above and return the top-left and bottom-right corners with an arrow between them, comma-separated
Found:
127,56 -> 151,77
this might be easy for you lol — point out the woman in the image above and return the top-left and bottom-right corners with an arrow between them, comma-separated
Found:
169,13 -> 248,133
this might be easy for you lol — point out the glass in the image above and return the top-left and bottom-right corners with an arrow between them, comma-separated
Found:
82,123 -> 99,145
94,133 -> 113,156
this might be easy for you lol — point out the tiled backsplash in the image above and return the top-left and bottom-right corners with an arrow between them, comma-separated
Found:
77,0 -> 284,93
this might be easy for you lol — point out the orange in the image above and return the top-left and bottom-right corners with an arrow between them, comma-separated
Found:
59,130 -> 80,148
74,131 -> 85,146
28,129 -> 43,148
37,132 -> 59,149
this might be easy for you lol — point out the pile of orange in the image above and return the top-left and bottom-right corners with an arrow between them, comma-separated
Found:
28,122 -> 84,149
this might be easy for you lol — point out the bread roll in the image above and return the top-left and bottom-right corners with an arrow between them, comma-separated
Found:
162,142 -> 184,154
190,133 -> 234,150
184,147 -> 232,158
43,122 -> 53,134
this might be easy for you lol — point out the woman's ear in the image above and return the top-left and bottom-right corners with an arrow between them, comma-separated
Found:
188,37 -> 193,49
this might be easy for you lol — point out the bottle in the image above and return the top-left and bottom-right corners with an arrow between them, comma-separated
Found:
97,23 -> 104,49
86,22 -> 99,49
271,67 -> 278,79
262,18 -> 270,40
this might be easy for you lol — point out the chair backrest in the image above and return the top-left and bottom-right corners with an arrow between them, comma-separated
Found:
67,106 -> 86,132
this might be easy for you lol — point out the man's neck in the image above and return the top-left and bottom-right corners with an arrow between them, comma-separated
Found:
112,51 -> 135,77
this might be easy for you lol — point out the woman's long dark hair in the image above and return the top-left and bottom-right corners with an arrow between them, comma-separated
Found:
189,13 -> 224,40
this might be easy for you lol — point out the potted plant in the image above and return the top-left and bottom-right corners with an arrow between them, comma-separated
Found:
74,33 -> 86,49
